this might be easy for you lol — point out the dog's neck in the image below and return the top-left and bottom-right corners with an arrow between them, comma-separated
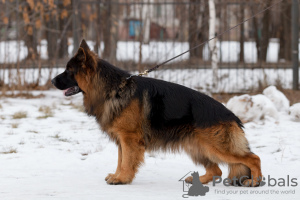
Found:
82,59 -> 135,131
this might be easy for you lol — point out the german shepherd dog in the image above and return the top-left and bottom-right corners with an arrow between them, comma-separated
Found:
52,40 -> 262,186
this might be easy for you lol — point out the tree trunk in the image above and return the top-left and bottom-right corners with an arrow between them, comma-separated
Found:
24,32 -> 37,60
58,4 -> 69,59
22,2 -> 38,61
110,3 -> 118,64
260,0 -> 272,62
278,1 -> 292,61
251,1 -> 271,63
94,4 -> 101,55
102,1 -> 111,60
199,0 -> 209,60
177,1 -> 187,41
189,0 -> 200,59
252,12 -> 260,62
102,0 -> 118,64
208,0 -> 218,90
143,3 -> 151,44
58,22 -> 68,59
239,2 -> 245,63
46,17 -> 58,60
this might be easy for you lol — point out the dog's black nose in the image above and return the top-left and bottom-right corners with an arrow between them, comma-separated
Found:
51,79 -> 56,85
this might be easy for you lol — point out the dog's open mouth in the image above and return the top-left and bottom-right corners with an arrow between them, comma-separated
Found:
64,86 -> 81,96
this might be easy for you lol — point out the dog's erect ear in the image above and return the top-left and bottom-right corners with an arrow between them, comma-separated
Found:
80,39 -> 90,52
76,47 -> 86,63
76,39 -> 97,70
76,39 -> 90,63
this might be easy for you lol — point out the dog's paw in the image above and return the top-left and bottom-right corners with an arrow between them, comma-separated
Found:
105,173 -> 116,181
242,179 -> 260,187
106,174 -> 133,185
185,176 -> 193,184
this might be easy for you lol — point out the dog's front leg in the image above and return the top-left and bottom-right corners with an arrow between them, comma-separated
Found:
105,144 -> 122,182
106,133 -> 145,184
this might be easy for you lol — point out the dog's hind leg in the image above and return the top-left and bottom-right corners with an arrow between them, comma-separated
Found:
199,163 -> 222,184
184,144 -> 222,184
185,161 -> 222,184
195,122 -> 262,187
212,151 -> 262,186
105,144 -> 122,181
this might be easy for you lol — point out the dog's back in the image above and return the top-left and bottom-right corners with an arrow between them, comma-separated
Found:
134,76 -> 243,130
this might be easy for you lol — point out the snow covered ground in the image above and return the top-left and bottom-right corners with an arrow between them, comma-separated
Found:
0,89 -> 300,200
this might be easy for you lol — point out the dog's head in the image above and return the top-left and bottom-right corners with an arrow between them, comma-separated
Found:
51,39 -> 97,96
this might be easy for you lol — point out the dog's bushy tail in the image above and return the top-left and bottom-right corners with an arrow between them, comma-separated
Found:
228,163 -> 251,185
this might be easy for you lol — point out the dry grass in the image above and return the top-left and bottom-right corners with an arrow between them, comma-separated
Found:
1,147 -> 17,154
0,92 -> 45,99
58,138 -> 71,142
50,134 -> 70,142
12,111 -> 27,119
70,103 -> 85,112
19,140 -> 25,145
11,123 -> 19,128
0,104 -> 2,109
51,134 -> 60,139
37,105 -> 53,119
280,89 -> 300,105
27,130 -> 39,134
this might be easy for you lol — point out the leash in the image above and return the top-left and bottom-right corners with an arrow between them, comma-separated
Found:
127,0 -> 284,80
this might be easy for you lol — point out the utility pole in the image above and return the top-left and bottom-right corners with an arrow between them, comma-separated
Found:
292,0 -> 299,90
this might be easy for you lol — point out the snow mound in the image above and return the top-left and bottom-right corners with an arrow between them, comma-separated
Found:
263,86 -> 290,112
289,103 -> 300,121
226,94 -> 278,122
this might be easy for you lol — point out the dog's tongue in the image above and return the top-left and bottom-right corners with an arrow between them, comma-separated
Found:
64,86 -> 80,96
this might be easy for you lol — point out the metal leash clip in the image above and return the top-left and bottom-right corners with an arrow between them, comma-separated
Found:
138,69 -> 149,76
126,69 -> 149,80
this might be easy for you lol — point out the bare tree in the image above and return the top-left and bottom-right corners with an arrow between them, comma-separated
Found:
209,0 -> 218,90
239,2 -> 245,63
189,0 -> 209,61
189,0 -> 201,60
22,1 -> 38,60
46,14 -> 58,60
260,0 -> 272,62
251,1 -> 272,63
58,1 -> 70,59
102,0 -> 118,64
278,1 -> 292,62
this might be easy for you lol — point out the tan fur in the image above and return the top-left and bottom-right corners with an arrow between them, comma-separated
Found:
105,144 -> 122,182
182,122 -> 261,186
185,163 -> 222,184
105,99 -> 145,184
228,163 -> 251,183
75,72 -> 90,94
